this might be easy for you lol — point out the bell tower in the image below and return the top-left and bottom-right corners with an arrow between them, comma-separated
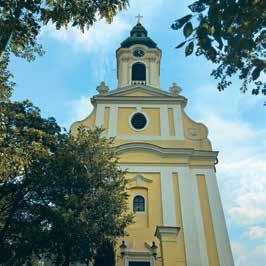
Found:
116,21 -> 161,88
71,19 -> 234,266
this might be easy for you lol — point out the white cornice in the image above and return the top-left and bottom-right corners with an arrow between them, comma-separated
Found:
115,143 -> 218,161
91,85 -> 187,107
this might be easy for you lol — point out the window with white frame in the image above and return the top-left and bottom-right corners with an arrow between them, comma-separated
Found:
133,195 -> 145,212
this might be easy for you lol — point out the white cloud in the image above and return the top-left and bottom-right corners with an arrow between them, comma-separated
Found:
190,84 -> 266,227
248,226 -> 266,240
42,17 -> 130,53
63,96 -> 93,129
191,82 -> 266,264
41,0 -> 165,54
204,115 -> 266,225
232,242 -> 266,266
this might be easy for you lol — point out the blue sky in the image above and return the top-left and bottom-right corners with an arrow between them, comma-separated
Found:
9,0 -> 266,265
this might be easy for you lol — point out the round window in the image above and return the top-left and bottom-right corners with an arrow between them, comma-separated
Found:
131,112 -> 147,130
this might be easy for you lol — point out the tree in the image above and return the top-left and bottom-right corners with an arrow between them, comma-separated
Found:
172,0 -> 265,95
94,240 -> 116,266
0,0 -> 129,59
0,100 -> 132,265
0,52 -> 14,102
0,0 -> 129,100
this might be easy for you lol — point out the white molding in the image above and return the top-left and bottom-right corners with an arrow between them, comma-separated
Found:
173,105 -> 185,140
177,166 -> 206,266
104,103 -> 177,108
128,175 -> 153,185
160,105 -> 169,137
202,169 -> 234,266
190,169 -> 210,266
120,166 -> 213,172
95,104 -> 105,127
116,143 -> 218,161
116,135 -> 176,141
160,168 -> 177,226
125,256 -> 154,266
108,105 -> 118,137
136,106 -> 142,112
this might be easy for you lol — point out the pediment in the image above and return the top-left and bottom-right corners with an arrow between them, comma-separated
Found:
91,84 -> 187,107
127,175 -> 153,187
97,85 -> 177,98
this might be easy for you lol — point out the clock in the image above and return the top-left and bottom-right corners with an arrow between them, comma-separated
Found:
133,49 -> 145,58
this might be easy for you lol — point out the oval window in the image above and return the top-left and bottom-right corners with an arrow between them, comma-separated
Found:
131,112 -> 147,130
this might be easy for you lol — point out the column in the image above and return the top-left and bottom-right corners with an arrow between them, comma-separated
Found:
155,226 -> 180,266
205,169 -> 234,266
108,105 -> 118,137
173,105 -> 185,140
95,104 -> 105,127
160,106 -> 169,138
160,168 -> 177,226
177,167 -> 209,266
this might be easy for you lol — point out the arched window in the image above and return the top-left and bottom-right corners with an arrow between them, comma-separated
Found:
132,63 -> 146,81
133,195 -> 145,212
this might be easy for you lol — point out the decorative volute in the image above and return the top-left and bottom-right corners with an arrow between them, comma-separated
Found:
116,22 -> 162,89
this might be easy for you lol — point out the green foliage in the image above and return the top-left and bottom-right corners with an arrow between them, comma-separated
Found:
94,240 -> 115,266
0,0 -> 129,63
172,0 -> 266,95
0,100 -> 132,265
0,52 -> 14,102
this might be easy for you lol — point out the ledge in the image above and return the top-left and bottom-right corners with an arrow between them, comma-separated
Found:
115,142 -> 218,161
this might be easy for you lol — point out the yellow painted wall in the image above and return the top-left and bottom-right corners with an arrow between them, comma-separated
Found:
70,109 -> 96,135
124,91 -> 153,97
197,175 -> 220,266
117,107 -> 161,136
117,107 -> 136,134
117,173 -> 162,260
70,91 -> 219,266
71,104 -> 213,151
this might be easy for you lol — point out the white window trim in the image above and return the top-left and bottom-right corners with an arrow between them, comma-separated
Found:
132,194 -> 147,214
129,111 -> 149,132
125,257 -> 154,266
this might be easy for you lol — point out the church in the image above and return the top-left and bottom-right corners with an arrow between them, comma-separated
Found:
71,20 -> 234,266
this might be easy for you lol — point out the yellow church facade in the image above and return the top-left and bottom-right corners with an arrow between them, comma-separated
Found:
71,22 -> 234,266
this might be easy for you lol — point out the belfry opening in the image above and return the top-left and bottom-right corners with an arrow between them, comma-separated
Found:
132,62 -> 146,83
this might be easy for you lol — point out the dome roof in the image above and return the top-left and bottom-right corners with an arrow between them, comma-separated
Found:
120,23 -> 157,48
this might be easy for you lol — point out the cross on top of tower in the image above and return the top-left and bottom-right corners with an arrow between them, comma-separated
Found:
136,14 -> 143,23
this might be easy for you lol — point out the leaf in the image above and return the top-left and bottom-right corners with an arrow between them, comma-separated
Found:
185,42 -> 194,56
176,41 -> 187,49
252,88 -> 259,95
208,47 -> 217,61
183,22 -> 193,38
252,67 -> 262,80
171,14 -> 192,30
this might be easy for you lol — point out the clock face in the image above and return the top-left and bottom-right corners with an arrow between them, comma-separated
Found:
133,49 -> 145,58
